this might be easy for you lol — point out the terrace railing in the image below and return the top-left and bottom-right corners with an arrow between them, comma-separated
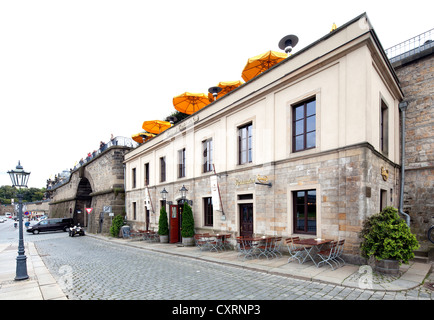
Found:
47,136 -> 138,190
385,28 -> 434,63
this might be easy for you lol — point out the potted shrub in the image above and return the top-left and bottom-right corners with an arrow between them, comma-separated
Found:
158,206 -> 169,243
110,214 -> 124,238
181,202 -> 195,246
359,206 -> 419,275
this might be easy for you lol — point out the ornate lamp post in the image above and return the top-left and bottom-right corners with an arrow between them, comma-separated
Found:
160,187 -> 168,207
7,161 -> 30,281
179,185 -> 193,206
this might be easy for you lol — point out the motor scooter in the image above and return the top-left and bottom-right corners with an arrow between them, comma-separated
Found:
69,223 -> 85,237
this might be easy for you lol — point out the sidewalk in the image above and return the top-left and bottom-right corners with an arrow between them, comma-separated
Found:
0,235 -> 432,300
0,242 -> 68,300
89,233 -> 433,292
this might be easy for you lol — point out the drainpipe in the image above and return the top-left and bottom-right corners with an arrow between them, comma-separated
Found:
398,101 -> 410,227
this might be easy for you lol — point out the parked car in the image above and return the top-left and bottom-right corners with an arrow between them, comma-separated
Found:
0,217 -> 5,223
26,218 -> 74,234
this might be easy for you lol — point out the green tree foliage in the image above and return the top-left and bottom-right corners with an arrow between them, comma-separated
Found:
165,110 -> 189,124
110,215 -> 125,237
0,185 -> 46,204
158,206 -> 169,235
181,202 -> 195,238
359,206 -> 419,264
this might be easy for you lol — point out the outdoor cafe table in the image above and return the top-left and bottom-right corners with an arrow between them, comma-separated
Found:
292,238 -> 333,266
205,234 -> 231,251
238,236 -> 280,259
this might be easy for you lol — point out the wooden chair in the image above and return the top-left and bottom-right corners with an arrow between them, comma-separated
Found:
285,237 -> 307,264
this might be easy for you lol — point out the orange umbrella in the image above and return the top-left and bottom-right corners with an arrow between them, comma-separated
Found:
132,132 -> 156,143
141,120 -> 172,134
173,92 -> 210,115
217,80 -> 243,99
241,50 -> 287,82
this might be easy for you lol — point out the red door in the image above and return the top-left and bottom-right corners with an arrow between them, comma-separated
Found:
169,205 -> 180,243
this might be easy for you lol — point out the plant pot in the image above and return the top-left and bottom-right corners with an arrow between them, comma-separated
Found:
182,237 -> 194,246
159,235 -> 169,243
374,259 -> 400,275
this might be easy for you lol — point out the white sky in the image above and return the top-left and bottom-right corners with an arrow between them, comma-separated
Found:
0,0 -> 432,188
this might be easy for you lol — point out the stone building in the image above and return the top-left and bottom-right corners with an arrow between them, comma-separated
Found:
386,29 -> 434,241
124,13 -> 405,263
48,138 -> 134,233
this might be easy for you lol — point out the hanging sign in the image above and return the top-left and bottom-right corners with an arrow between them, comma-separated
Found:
85,208 -> 93,214
24,211 -> 30,216
210,175 -> 221,211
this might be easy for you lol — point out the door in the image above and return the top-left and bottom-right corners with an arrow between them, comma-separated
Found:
239,203 -> 253,238
169,205 -> 180,243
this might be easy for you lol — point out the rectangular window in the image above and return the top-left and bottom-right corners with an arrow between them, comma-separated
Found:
293,190 -> 316,234
203,139 -> 213,173
132,202 -> 137,220
380,100 -> 389,155
178,148 -> 186,178
204,197 -> 213,227
132,168 -> 136,189
238,123 -> 252,164
160,157 -> 166,182
144,163 -> 149,186
238,194 -> 253,200
292,98 -> 316,152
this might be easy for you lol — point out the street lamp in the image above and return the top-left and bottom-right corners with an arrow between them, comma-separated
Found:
160,187 -> 168,201
179,185 -> 188,201
7,161 -> 30,281
179,185 -> 193,206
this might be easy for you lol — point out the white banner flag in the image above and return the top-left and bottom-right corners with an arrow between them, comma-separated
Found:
210,175 -> 221,211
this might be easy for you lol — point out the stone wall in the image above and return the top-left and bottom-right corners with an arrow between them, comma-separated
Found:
49,145 -> 131,233
393,52 -> 434,240
130,143 -> 398,264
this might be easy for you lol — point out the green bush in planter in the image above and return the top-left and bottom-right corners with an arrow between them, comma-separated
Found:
110,214 -> 124,237
359,206 -> 419,264
181,202 -> 195,238
158,206 -> 169,236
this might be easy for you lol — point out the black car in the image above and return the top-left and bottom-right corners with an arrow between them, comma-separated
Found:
27,218 -> 74,234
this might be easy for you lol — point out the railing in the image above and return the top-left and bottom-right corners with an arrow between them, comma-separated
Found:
47,136 -> 138,190
385,28 -> 434,63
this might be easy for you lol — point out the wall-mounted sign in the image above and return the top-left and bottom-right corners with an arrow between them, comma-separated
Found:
235,174 -> 270,186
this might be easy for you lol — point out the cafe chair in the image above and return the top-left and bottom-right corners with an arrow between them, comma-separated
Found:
194,234 -> 209,251
317,240 -> 340,270
236,237 -> 257,260
333,239 -> 346,267
257,237 -> 275,259
285,237 -> 307,264
271,237 -> 283,258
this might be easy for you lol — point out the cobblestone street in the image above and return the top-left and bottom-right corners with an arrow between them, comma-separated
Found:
31,233 -> 433,301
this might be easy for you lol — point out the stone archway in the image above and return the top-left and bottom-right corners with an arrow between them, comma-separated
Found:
74,177 -> 92,226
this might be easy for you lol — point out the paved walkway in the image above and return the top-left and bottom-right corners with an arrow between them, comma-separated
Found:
89,234 -> 433,293
0,234 -> 432,300
0,242 -> 67,300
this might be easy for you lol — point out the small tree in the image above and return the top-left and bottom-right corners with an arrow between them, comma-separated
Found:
359,206 -> 419,264
158,206 -> 169,236
110,215 -> 124,237
181,202 -> 195,238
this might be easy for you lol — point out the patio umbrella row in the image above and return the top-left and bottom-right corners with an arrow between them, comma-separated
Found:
133,50 -> 288,144
172,50 -> 287,115
132,120 -> 172,144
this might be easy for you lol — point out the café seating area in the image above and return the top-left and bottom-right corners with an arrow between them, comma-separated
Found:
233,235 -> 346,270
122,226 -> 346,271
